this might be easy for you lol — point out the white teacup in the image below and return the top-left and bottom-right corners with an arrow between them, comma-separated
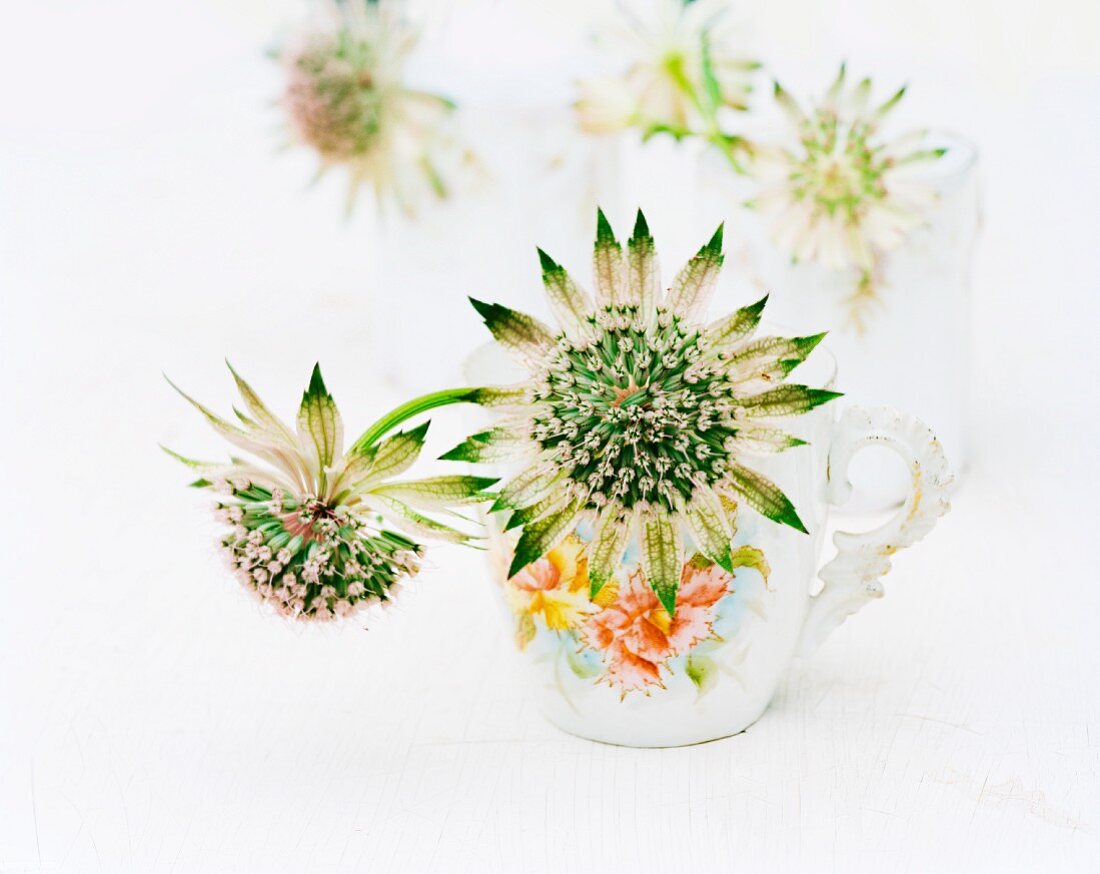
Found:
468,344 -> 952,748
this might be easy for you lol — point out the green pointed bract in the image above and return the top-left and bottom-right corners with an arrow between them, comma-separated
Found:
704,222 -> 724,254
332,445 -> 379,493
503,490 -> 571,532
897,146 -> 948,166
593,208 -> 625,307
852,77 -> 872,111
538,248 -> 594,339
469,298 -> 555,366
161,443 -> 294,494
730,355 -> 801,388
724,427 -> 806,455
641,503 -> 683,615
165,375 -> 249,441
773,80 -> 804,123
160,445 -> 213,469
353,421 -> 428,488
165,375 -> 289,467
297,363 -> 343,475
596,207 -> 616,243
722,463 -> 808,533
664,224 -> 724,323
702,294 -> 768,354
826,63 -> 847,102
439,427 -> 527,463
735,385 -> 842,418
508,501 -> 582,578
684,487 -> 734,571
536,247 -> 557,274
724,333 -> 827,383
439,430 -> 490,462
588,507 -> 632,598
226,360 -> 297,447
875,84 -> 907,119
490,462 -> 562,513
368,475 -> 498,509
371,494 -> 474,544
626,210 -> 659,317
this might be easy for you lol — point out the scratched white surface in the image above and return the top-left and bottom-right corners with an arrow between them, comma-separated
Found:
2,1 -> 1099,872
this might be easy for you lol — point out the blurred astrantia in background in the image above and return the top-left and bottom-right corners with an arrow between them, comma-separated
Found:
576,0 -> 759,169
749,65 -> 946,327
165,364 -> 492,621
277,0 -> 464,213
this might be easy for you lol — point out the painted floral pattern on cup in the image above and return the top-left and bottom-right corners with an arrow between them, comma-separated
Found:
505,536 -> 607,649
501,534 -> 770,697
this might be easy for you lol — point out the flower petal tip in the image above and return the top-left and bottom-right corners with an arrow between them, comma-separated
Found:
784,510 -> 809,535
595,208 -> 618,246
536,247 -> 559,275
703,223 -> 724,255
468,296 -> 495,321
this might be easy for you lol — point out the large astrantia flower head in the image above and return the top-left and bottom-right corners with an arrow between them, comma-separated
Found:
446,210 -> 839,616
576,0 -> 758,154
279,0 -> 459,213
750,65 -> 946,320
165,365 -> 491,621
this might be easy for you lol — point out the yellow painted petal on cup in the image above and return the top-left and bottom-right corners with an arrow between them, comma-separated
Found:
591,578 -> 620,609
648,605 -> 673,636
547,534 -> 590,594
530,590 -> 593,631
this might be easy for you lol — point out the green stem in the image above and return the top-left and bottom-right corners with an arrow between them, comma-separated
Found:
710,133 -> 751,175
350,387 -> 480,453
663,44 -> 751,176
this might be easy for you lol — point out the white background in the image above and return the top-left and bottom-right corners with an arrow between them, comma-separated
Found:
2,1 -> 1099,871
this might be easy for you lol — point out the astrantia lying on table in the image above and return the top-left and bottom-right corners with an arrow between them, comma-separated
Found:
164,365 -> 491,621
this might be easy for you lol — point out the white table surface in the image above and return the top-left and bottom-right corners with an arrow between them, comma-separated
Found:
2,2 -> 1099,872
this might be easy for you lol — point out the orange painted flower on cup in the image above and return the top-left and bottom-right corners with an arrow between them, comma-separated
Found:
582,558 -> 733,693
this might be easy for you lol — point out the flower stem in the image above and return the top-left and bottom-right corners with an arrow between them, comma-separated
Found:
351,387 -> 480,452
663,42 -> 751,176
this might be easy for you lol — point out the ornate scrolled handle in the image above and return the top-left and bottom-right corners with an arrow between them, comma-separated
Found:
797,405 -> 954,657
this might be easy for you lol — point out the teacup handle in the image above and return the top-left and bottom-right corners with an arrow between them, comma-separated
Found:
797,405 -> 953,657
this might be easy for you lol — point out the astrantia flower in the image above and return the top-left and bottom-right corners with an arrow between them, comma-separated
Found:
166,365 -> 491,621
279,0 -> 459,212
445,210 -> 839,616
577,0 -> 758,156
750,65 -> 946,317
